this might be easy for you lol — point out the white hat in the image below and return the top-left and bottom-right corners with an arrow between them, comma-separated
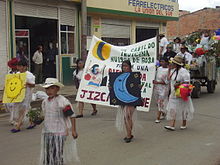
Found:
42,78 -> 64,88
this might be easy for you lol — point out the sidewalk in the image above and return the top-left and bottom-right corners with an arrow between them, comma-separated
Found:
0,85 -> 77,114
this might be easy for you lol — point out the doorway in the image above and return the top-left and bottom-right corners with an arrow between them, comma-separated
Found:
136,28 -> 158,42
15,16 -> 58,79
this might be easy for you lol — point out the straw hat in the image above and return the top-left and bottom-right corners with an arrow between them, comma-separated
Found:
42,78 -> 64,88
170,56 -> 184,66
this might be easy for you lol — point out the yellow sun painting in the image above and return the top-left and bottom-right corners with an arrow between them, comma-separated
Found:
3,73 -> 26,103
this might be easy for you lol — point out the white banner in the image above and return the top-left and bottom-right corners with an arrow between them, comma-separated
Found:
76,36 -> 156,112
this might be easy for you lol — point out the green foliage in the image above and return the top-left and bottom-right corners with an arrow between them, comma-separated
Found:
26,108 -> 44,124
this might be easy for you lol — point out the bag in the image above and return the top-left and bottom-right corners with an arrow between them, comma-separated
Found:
63,105 -> 74,117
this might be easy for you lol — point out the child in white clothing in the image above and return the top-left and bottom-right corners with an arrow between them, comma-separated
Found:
153,57 -> 169,123
11,60 -> 35,133
40,78 -> 78,165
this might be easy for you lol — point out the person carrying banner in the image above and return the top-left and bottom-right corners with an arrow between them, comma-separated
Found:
153,57 -> 169,123
114,60 -> 137,143
164,56 -> 194,131
73,59 -> 97,118
11,60 -> 36,133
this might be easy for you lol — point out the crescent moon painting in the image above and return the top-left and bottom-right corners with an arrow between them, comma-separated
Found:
109,72 -> 142,106
92,41 -> 111,61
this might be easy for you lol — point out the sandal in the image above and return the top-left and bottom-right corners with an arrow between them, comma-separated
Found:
91,110 -> 98,116
26,124 -> 36,129
76,114 -> 84,118
123,135 -> 134,143
11,128 -> 21,133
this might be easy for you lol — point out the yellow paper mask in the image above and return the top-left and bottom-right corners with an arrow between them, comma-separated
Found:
3,73 -> 26,103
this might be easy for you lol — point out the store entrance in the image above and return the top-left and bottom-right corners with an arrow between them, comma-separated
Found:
15,16 -> 58,80
136,28 -> 158,42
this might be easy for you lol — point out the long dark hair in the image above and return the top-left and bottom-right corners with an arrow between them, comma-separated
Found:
121,60 -> 132,72
75,59 -> 84,74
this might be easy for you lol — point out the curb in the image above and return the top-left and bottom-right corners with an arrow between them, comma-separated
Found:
0,95 -> 77,116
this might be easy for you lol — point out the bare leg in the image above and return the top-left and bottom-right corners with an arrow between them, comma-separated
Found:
124,106 -> 135,138
16,109 -> 26,130
91,104 -> 97,113
170,120 -> 176,127
78,102 -> 84,115
182,120 -> 186,127
157,111 -> 162,120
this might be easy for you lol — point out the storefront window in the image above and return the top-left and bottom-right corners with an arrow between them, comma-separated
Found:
60,25 -> 75,54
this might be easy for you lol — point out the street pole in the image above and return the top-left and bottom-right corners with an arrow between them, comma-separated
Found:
81,0 -> 87,61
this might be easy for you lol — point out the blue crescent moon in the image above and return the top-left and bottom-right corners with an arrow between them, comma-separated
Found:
113,72 -> 139,103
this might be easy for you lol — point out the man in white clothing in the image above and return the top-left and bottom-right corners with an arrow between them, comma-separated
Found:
159,34 -> 169,58
177,45 -> 192,65
32,45 -> 43,83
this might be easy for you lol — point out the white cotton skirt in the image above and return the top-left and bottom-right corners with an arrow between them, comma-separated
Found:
166,94 -> 194,121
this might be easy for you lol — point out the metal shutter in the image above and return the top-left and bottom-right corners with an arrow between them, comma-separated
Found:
60,8 -> 75,26
136,21 -> 160,28
101,19 -> 130,38
14,2 -> 58,19
0,0 -> 8,89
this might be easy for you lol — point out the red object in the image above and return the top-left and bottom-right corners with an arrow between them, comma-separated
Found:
180,88 -> 190,101
195,48 -> 205,56
84,74 -> 91,80
8,58 -> 18,69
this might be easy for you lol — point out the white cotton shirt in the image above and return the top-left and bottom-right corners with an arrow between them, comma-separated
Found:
160,37 -> 169,55
177,52 -> 193,64
73,69 -> 84,82
42,95 -> 76,134
14,71 -> 35,110
32,50 -> 43,64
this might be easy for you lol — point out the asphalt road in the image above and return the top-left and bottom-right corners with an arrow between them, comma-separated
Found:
0,86 -> 220,165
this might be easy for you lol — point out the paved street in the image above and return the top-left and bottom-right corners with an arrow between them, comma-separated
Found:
0,86 -> 220,165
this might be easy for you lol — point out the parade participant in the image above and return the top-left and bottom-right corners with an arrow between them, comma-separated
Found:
11,60 -> 35,133
32,45 -> 43,84
115,60 -> 137,143
159,34 -> 169,57
73,59 -> 97,118
163,44 -> 177,60
40,78 -> 78,165
177,45 -> 193,65
173,37 -> 182,53
164,56 -> 194,131
6,58 -> 18,125
153,57 -> 169,123
200,30 -> 210,50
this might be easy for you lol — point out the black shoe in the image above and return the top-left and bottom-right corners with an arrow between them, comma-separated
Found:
76,115 -> 83,118
123,135 -> 134,143
91,110 -> 97,116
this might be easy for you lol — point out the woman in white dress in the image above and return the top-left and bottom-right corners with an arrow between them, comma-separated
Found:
164,56 -> 194,131
153,57 -> 169,123
73,59 -> 97,118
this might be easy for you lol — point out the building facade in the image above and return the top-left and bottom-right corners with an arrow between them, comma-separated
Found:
0,0 -> 179,89
167,7 -> 220,40
87,0 -> 179,47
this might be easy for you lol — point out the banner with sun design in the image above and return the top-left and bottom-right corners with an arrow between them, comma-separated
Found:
109,72 -> 142,106
3,73 -> 26,103
76,36 -> 157,112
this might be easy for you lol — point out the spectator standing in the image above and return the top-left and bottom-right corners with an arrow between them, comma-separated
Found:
32,45 -> 43,84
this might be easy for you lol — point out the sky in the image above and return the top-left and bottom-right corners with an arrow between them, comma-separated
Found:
178,0 -> 220,12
